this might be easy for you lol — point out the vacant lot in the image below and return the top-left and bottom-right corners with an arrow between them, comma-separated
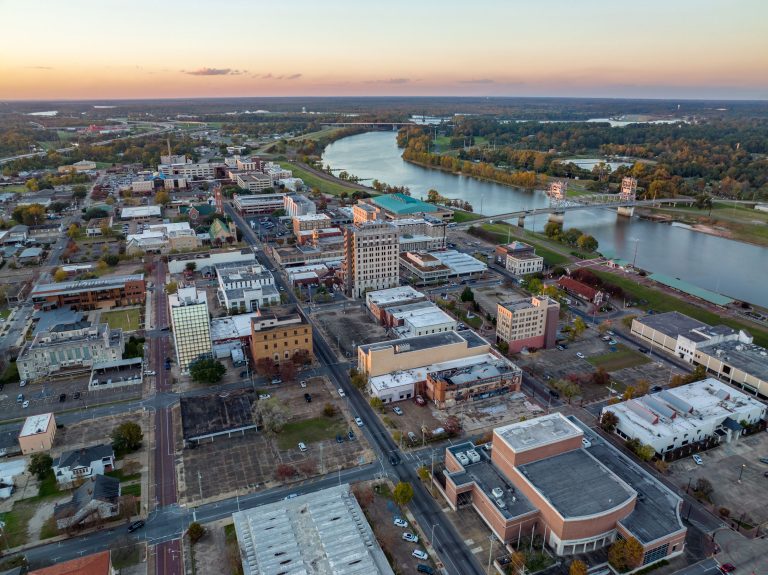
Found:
100,307 -> 142,332
587,344 -> 650,371
276,416 -> 348,450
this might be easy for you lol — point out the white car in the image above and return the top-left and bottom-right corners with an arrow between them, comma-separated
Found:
338,388 -> 346,397
393,517 -> 408,528
576,352 -> 586,359
402,532 -> 419,543
259,394 -> 271,400
298,442 -> 307,452
300,380 -> 307,388
412,549 -> 429,560
22,400 -> 30,408
19,380 -> 27,387
693,454 -> 703,465
393,406 -> 404,416
355,417 -> 364,427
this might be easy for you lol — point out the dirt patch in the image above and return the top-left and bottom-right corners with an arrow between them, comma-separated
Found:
192,519 -> 232,575
54,410 -> 150,455
27,496 -> 67,541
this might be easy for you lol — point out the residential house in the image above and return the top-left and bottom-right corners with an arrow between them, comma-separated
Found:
53,444 -> 115,485
54,475 -> 120,529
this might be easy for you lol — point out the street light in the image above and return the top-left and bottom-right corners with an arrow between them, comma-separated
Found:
738,463 -> 746,483
631,237 -> 640,268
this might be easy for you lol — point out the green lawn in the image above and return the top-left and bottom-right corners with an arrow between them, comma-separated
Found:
278,161 -> 372,197
452,209 -> 482,223
276,417 -> 348,450
1,184 -> 28,194
587,344 -> 650,371
121,483 -> 141,497
593,270 -> 768,348
101,308 -> 141,332
0,361 -> 20,385
0,309 -> 11,320
106,469 -> 141,483
479,223 -> 571,266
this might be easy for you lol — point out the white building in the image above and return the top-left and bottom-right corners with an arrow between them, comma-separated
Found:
283,193 -> 315,217
167,248 -> 257,275
390,217 -> 447,252
389,302 -> 457,338
120,206 -> 162,220
169,287 -> 212,373
602,378 -> 767,456
233,484 -> 394,575
430,250 -> 487,278
215,261 -> 280,313
159,161 -> 218,179
233,193 -> 286,215
236,173 -> 273,192
53,444 -> 115,485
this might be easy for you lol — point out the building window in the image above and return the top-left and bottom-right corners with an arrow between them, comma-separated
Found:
643,543 -> 669,565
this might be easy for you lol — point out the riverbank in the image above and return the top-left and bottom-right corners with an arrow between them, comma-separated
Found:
278,160 -> 377,197
401,155 -> 539,194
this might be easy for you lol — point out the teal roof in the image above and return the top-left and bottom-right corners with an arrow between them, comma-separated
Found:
649,273 -> 733,306
372,193 -> 438,215
180,204 -> 216,216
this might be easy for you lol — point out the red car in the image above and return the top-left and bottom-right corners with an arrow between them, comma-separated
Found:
414,395 -> 426,406
719,563 -> 735,573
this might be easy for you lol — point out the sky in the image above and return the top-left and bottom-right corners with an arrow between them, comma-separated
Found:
1,0 -> 766,100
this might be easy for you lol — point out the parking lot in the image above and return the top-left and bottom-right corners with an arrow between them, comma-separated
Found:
313,305 -> 388,359
178,376 -> 374,505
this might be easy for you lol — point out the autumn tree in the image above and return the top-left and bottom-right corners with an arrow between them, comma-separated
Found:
275,464 -> 297,481
392,481 -> 414,506
592,367 -> 610,387
369,397 -> 384,411
165,281 -> 178,294
154,191 -> 170,205
569,559 -> 588,575
53,268 -> 68,282
111,422 -> 143,455
597,321 -> 611,335
67,223 -> 80,238
257,398 -> 288,433
577,234 -> 599,253
187,522 -> 205,544
29,453 -> 53,480
417,466 -> 431,482
600,411 -> 619,432
279,361 -> 297,382
608,537 -> 643,572
622,386 -> 636,401
570,317 -> 587,340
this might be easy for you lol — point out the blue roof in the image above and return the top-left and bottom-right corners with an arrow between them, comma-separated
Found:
372,193 -> 438,215
648,273 -> 733,306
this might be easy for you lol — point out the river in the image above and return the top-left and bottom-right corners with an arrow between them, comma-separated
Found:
322,131 -> 768,307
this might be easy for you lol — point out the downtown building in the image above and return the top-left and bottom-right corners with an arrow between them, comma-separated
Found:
169,286 -> 212,373
30,275 -> 146,311
496,296 -> 560,353
215,261 -> 280,313
342,220 -> 400,298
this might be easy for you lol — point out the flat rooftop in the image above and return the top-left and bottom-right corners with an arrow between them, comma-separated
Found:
392,306 -> 455,328
233,484 -> 394,575
365,285 -> 425,307
180,390 -> 256,441
634,311 -> 706,339
359,330 -> 466,355
518,449 -> 635,518
430,250 -> 487,275
697,339 -> 768,381
20,413 -> 53,437
210,312 -> 260,342
31,274 -> 143,296
121,206 -> 162,218
495,413 -> 582,453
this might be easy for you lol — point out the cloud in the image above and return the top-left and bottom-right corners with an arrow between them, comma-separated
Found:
459,78 -> 495,84
254,73 -> 302,80
284,73 -> 302,80
183,68 -> 233,76
26,66 -> 53,70
364,78 -> 411,84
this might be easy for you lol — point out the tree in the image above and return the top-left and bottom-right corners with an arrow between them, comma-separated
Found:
255,357 -> 278,377
562,228 -> 583,246
154,191 -> 170,206
600,411 -> 618,432
526,278 -> 543,295
392,481 -> 414,506
258,398 -> 288,433
187,522 -> 205,544
569,560 -> 588,575
637,443 -> 656,461
189,358 -> 226,385
275,464 -> 297,481
322,403 -> 337,418
292,349 -> 311,366
369,397 -> 384,411
72,185 -> 88,200
608,537 -> 643,572
102,254 -> 119,266
53,268 -> 68,282
165,281 -> 178,294
570,317 -> 587,340
111,422 -> 143,454
597,321 -> 611,335
417,466 -> 431,482
279,361 -> 297,382
28,453 -> 53,480
83,207 -> 108,221
460,286 -> 474,302
622,386 -> 636,401
543,221 -> 562,239
443,415 -> 462,437
694,478 -> 713,501
67,223 -> 79,238
22,204 -> 46,226
591,367 -> 610,387
694,193 -> 714,216
577,234 -> 599,253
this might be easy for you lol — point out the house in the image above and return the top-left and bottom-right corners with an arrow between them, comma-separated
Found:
180,203 -> 217,223
557,276 -> 605,305
209,218 -> 237,244
86,217 -> 113,237
53,444 -> 115,485
1,224 -> 29,245
29,550 -> 113,575
17,247 -> 43,265
54,475 -> 120,529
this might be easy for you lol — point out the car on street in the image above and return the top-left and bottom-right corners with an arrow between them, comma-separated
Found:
271,378 -> 282,385
338,388 -> 345,397
719,564 -> 735,573
283,493 -> 298,500
394,517 -> 408,528
347,430 -> 356,441
576,352 -> 586,359
602,336 -> 611,341
402,532 -> 419,543
693,454 -> 703,465
556,345 -> 565,351
145,370 -> 156,376
651,385 -> 663,393
417,565 -> 435,575
304,393 -> 312,403
22,400 -> 30,408
59,393 -> 66,402
549,390 -> 560,399
128,520 -> 145,532
412,550 -> 429,560
298,442 -> 307,452
389,453 -> 401,466
758,457 -> 768,464
74,391 -> 81,400
393,406 -> 403,416
354,417 -> 364,427
336,435 -> 344,444
608,340 -> 618,346
259,394 -> 271,400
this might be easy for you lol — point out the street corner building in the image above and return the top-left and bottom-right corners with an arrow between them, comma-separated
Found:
435,413 -> 686,567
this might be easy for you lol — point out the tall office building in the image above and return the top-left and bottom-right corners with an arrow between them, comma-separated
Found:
342,221 -> 399,298
496,296 -> 560,353
169,287 -> 212,373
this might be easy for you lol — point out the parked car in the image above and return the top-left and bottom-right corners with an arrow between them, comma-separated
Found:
758,457 -> 768,464
651,385 -> 663,393
271,378 -> 282,385
556,345 -> 565,351
298,442 -> 307,452
393,406 -> 404,416
693,454 -> 703,465
412,550 -> 429,560
16,393 -> 23,403
608,340 -> 618,346
128,520 -> 145,533
59,393 -> 66,402
576,352 -> 586,359
19,380 -> 27,387
22,400 -> 30,409
300,380 -> 307,388
719,564 -> 735,573
304,393 -> 312,403
336,435 -> 344,444
417,565 -> 435,575
402,532 -> 419,543
638,347 -> 649,353
258,394 -> 271,400
393,517 -> 408,528
414,395 -> 426,406
548,390 -> 560,399
354,417 -> 364,427
347,430 -> 356,441
338,388 -> 345,397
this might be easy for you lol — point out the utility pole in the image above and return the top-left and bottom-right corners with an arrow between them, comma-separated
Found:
487,535 -> 496,575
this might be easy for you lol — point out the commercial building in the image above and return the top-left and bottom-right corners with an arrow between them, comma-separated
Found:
399,251 -> 451,285
296,226 -> 343,246
18,413 -> 57,455
167,248 -> 256,275
169,286 -> 212,373
270,240 -> 345,268
602,378 -> 766,456
233,192 -> 286,215
283,193 -> 316,217
18,320 -> 125,380
496,296 -> 560,353
439,413 -> 686,565
159,161 -> 219,179
342,220 -> 400,298
250,305 -> 312,364
233,484 -> 394,575
366,285 -> 427,323
386,301 -> 457,338
215,261 -> 279,313
57,159 -> 97,173
120,206 -> 162,220
368,193 -> 453,221
557,276 -> 605,305
236,173 -> 273,192
495,242 -> 544,276
181,389 -> 258,445
430,250 -> 487,279
390,217 -> 447,252
126,221 -> 201,255
29,274 -> 146,310
53,444 -> 115,485
630,312 -> 767,398
29,551 -> 114,575
292,213 -> 332,235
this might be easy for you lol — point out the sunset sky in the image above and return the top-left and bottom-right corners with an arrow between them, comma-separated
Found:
2,0 -> 766,100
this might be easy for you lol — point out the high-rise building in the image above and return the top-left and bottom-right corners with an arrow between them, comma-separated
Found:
342,221 -> 399,298
169,287 -> 212,373
496,296 -> 560,353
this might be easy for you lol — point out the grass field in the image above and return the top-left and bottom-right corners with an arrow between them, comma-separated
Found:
121,483 -> 141,497
1,184 -> 29,194
101,308 -> 141,332
588,344 -> 650,371
279,161 -> 370,197
593,270 -> 768,348
452,210 -> 482,223
293,127 -> 345,142
276,416 -> 347,450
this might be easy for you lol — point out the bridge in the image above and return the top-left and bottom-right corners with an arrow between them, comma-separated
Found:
319,121 -> 417,130
451,195 -> 695,228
